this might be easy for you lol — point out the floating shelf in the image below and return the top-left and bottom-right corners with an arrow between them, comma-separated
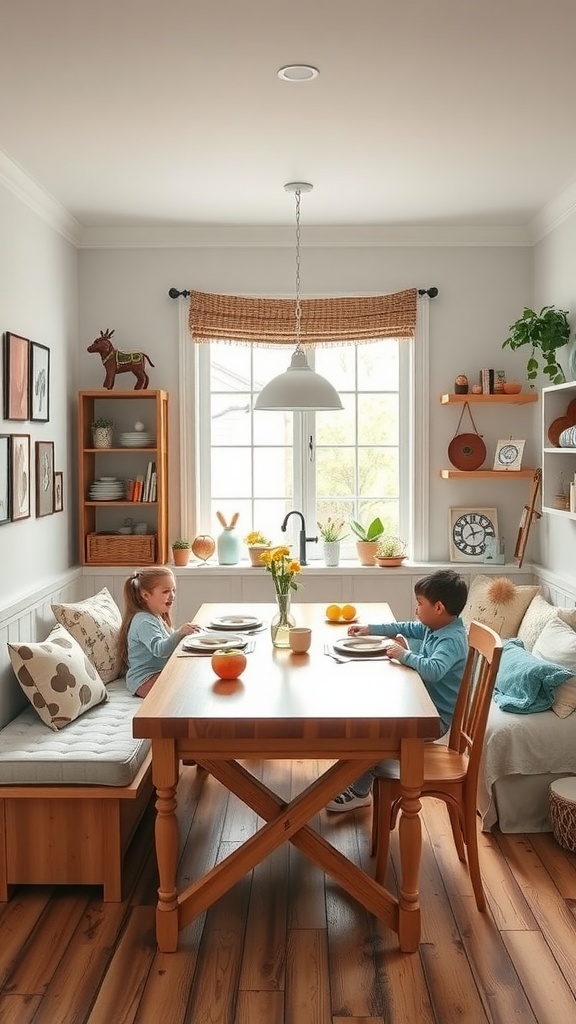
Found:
440,469 -> 537,479
441,393 -> 538,405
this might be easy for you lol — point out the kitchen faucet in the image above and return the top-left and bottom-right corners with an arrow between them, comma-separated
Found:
281,510 -> 318,567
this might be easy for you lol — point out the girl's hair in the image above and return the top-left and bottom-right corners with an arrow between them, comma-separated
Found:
118,567 -> 176,669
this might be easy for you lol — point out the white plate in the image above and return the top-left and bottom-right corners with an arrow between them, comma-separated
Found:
208,614 -> 262,630
182,632 -> 247,652
333,636 -> 393,656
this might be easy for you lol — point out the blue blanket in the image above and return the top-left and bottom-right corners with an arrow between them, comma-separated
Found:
493,638 -> 574,714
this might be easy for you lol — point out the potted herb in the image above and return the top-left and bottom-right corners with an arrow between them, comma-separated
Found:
502,305 -> 570,387
172,539 -> 191,566
375,535 -> 407,567
317,517 -> 348,567
91,417 -> 114,448
350,515 -> 385,566
244,529 -> 272,567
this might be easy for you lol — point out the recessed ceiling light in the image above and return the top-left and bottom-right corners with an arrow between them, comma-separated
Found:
277,65 -> 320,82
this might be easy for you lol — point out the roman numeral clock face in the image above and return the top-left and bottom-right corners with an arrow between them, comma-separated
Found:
449,508 -> 498,562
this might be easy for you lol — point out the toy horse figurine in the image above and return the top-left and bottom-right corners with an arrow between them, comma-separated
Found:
87,329 -> 155,390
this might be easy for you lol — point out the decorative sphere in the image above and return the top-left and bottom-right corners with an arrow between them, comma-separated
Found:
134,421 -> 145,431
192,535 -> 216,561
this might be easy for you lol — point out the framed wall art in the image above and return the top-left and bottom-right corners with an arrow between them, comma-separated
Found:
449,507 -> 498,562
10,434 -> 30,521
30,341 -> 50,422
0,435 -> 10,526
4,332 -> 30,421
54,470 -> 63,512
493,438 -> 525,472
35,440 -> 54,517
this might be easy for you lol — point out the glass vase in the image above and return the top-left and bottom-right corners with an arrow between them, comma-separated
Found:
270,592 -> 296,648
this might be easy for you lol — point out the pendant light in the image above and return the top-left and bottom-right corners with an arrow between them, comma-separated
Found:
254,183 -> 343,412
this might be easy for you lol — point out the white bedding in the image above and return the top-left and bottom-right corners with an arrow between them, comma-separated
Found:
479,701 -> 576,832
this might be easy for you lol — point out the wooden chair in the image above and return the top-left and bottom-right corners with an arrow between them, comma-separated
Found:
370,620 -> 503,911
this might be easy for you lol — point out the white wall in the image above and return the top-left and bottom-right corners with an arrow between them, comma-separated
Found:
78,242 -> 534,561
0,184 -> 78,605
533,213 -> 576,581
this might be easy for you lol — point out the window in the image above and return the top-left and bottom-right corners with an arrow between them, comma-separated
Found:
187,337 -> 414,560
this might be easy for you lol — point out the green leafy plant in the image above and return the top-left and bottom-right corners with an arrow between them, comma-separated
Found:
91,416 -> 114,429
349,515 -> 385,542
317,517 -> 348,542
376,535 -> 407,558
172,539 -> 191,549
502,305 -> 570,386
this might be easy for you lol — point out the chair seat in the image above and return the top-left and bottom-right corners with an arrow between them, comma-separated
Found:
377,748 -> 468,786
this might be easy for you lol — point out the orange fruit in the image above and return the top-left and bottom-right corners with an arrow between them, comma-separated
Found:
341,604 -> 357,620
326,603 -> 342,621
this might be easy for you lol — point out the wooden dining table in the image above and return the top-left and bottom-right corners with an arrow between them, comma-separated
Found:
132,602 -> 441,953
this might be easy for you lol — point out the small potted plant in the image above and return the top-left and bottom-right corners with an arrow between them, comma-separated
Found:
244,529 -> 272,567
502,305 -> 570,387
375,535 -> 407,568
317,517 -> 348,567
172,539 -> 192,566
350,515 -> 385,565
91,417 -> 114,448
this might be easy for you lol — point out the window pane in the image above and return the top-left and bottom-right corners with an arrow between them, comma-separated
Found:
211,394 -> 252,444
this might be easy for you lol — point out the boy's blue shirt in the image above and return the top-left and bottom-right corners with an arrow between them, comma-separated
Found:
369,618 -> 468,731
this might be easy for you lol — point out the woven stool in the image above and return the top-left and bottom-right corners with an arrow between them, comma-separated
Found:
549,778 -> 576,852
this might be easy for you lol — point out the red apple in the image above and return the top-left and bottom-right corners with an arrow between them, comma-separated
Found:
211,648 -> 247,680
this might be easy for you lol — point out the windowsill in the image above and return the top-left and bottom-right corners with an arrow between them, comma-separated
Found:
172,559 -> 533,575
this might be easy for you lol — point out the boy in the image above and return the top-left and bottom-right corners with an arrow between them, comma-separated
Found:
326,569 -> 468,812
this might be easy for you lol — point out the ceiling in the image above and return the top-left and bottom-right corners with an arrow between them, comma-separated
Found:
2,0 -> 576,237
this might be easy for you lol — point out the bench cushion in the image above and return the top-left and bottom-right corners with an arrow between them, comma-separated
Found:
0,680 -> 150,787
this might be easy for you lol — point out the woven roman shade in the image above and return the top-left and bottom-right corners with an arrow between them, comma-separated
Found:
189,288 -> 417,346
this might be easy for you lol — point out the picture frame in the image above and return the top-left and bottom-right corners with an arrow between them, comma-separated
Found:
35,440 -> 54,517
4,332 -> 30,421
10,434 -> 30,521
0,435 -> 10,526
29,341 -> 50,422
54,470 -> 63,512
493,438 -> 525,472
449,507 -> 499,562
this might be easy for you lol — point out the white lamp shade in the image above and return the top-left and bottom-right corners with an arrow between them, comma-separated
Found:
254,350 -> 343,412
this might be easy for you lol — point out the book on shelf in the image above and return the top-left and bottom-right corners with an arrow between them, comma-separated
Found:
479,368 -> 494,394
149,470 -> 157,503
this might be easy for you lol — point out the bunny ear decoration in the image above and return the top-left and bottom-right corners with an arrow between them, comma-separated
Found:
216,510 -> 229,529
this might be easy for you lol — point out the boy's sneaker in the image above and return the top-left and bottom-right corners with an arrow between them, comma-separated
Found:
326,786 -> 372,813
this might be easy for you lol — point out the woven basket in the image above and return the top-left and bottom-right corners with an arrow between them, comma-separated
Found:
87,533 -> 156,565
549,779 -> 576,852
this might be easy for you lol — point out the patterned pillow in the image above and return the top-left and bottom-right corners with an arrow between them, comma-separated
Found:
52,587 -> 122,683
8,624 -> 107,731
517,594 -> 576,652
461,575 -> 540,639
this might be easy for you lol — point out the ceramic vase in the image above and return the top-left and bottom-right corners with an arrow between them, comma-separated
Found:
323,541 -> 340,567
92,426 -> 113,449
356,540 -> 378,566
270,592 -> 296,648
217,527 -> 241,565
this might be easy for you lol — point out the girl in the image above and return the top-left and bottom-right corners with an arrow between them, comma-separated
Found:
119,566 -> 201,697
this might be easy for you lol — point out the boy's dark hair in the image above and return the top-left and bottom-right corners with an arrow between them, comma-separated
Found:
414,569 -> 468,616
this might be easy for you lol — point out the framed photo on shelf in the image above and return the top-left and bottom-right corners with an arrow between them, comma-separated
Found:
35,440 -> 54,517
10,434 -> 30,521
493,439 -> 525,472
4,332 -> 30,420
54,470 -> 63,512
0,435 -> 10,526
449,507 -> 498,562
29,341 -> 50,422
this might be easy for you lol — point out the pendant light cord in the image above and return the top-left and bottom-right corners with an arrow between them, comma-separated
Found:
294,188 -> 303,354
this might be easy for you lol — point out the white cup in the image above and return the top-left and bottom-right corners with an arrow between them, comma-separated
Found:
289,627 -> 312,653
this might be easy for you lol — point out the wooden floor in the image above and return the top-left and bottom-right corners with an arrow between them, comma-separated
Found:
1,760 -> 576,1024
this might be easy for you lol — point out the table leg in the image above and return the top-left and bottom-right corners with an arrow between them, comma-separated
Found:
397,737 -> 424,953
152,739 -> 180,952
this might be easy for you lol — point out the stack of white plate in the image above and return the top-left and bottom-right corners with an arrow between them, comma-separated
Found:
89,478 -> 126,500
119,431 -> 155,448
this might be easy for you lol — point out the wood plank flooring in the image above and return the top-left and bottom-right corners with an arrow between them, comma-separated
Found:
1,760 -> 576,1024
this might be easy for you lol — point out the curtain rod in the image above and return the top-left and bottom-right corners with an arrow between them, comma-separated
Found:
168,286 -> 439,299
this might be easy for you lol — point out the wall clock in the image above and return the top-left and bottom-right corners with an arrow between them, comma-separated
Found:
449,507 -> 498,562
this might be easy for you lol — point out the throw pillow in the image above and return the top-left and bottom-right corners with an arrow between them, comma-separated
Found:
517,594 -> 576,652
8,624 -> 107,731
52,587 -> 123,683
461,575 -> 539,639
532,617 -> 576,718
493,638 -> 575,714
